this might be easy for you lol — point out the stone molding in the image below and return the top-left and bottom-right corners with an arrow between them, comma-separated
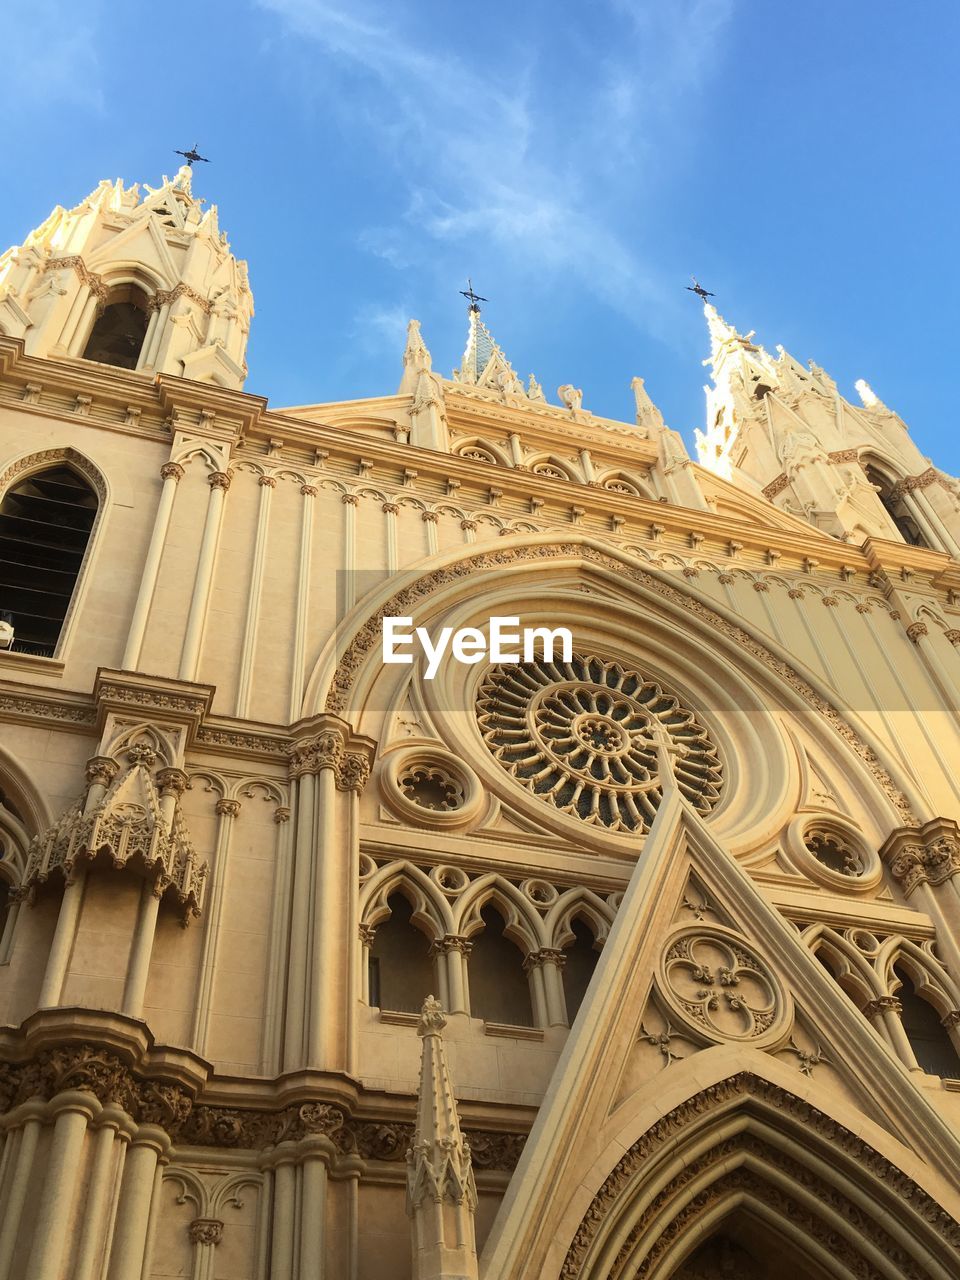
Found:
0,1039 -> 527,1170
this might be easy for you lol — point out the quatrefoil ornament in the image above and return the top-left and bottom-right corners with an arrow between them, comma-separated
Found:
659,926 -> 790,1046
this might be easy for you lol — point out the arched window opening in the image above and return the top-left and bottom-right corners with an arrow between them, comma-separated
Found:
894,963 -> 960,1077
562,917 -> 600,1024
82,286 -> 151,369
469,904 -> 534,1027
0,465 -> 98,656
368,893 -> 435,1014
865,466 -> 927,547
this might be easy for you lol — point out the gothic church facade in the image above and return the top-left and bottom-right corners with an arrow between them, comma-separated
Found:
1,168 -> 960,1279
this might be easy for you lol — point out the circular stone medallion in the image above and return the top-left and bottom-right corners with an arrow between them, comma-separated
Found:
659,926 -> 789,1045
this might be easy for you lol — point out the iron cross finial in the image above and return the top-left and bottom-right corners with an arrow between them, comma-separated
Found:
459,278 -> 488,313
686,276 -> 715,304
174,143 -> 210,167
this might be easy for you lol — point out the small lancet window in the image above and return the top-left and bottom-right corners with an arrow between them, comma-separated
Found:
468,904 -> 534,1027
82,286 -> 151,370
562,917 -> 600,1024
865,466 -> 928,547
367,894 -> 435,1014
0,465 -> 97,657
894,963 -> 960,1078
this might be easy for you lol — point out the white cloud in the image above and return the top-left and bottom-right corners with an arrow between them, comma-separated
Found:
257,0 -> 736,331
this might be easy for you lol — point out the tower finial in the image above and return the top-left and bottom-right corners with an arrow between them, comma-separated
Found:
174,143 -> 210,167
686,275 -> 715,305
459,278 -> 487,313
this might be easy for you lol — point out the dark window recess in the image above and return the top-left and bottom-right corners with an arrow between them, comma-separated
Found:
469,904 -> 534,1027
0,465 -> 98,656
82,286 -> 150,370
865,466 -> 927,547
895,964 -> 960,1078
562,918 -> 600,1024
367,894 -> 435,1014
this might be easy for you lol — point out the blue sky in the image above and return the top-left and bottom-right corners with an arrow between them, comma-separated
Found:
4,1 -> 959,468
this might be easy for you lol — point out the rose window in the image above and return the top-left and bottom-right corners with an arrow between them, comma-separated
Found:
662,931 -> 781,1041
475,655 -> 722,833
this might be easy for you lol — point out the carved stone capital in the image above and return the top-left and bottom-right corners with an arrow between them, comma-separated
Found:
288,716 -> 377,791
215,798 -> 241,818
862,996 -> 903,1019
522,947 -> 567,972
359,922 -> 376,946
189,1218 -> 223,1247
273,806 -> 290,824
85,756 -> 120,788
156,768 -> 189,799
382,502 -> 399,515
341,493 -> 359,506
429,934 -> 473,957
422,511 -> 439,523
208,471 -> 232,491
945,630 -> 960,646
941,1010 -> 960,1029
882,817 -> 960,896
160,462 -> 185,483
906,621 -> 928,644
300,484 -> 318,497
258,475 -> 277,488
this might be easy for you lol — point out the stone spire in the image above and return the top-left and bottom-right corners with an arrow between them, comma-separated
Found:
406,996 -> 478,1280
453,308 -> 532,400
0,166 -> 253,388
399,319 -> 448,451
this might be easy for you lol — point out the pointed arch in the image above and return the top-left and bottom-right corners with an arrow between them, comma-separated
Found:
455,873 -> 546,953
360,859 -> 453,939
0,448 -> 107,658
544,887 -> 615,952
800,923 -> 883,1006
561,1073 -> 960,1280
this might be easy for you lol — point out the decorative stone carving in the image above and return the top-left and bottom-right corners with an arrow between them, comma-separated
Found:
560,1073 -> 960,1279
20,749 -> 207,921
659,927 -> 785,1044
288,717 -> 376,792
804,828 -> 866,878
863,996 -> 903,1019
188,1219 -> 223,1246
476,654 -> 722,833
882,818 -> 960,896
399,764 -> 464,812
160,462 -> 185,482
325,543 -> 916,823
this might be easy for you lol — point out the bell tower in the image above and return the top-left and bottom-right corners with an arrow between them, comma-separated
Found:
0,164 -> 253,389
695,301 -> 960,554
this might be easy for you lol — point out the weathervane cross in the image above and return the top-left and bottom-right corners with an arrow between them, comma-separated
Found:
174,143 -> 210,167
686,276 -> 715,304
459,278 -> 488,313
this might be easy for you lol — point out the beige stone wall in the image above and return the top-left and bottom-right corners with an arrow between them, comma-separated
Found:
3,327 -> 960,1278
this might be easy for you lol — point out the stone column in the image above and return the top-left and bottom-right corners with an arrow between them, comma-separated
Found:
122,767 -> 187,1017
0,1113 -> 42,1280
24,1093 -> 96,1279
179,470 -> 231,682
107,1125 -> 170,1280
523,948 -> 567,1027
285,719 -> 375,1075
236,474 -> 276,717
290,484 -> 318,721
122,462 -> 184,670
73,1108 -> 132,1280
863,996 -> 917,1070
191,796 -> 242,1053
268,1151 -> 297,1279
429,936 -> 472,1016
38,755 -> 120,1007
